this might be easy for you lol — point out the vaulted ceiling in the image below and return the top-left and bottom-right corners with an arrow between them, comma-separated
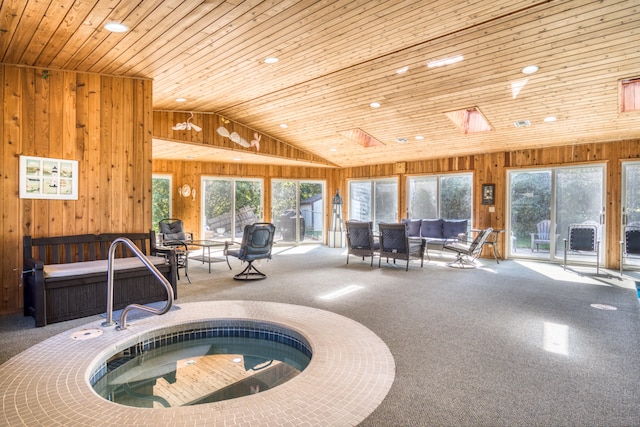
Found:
3,0 -> 640,168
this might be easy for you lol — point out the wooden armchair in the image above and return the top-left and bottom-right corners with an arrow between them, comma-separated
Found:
531,219 -> 554,252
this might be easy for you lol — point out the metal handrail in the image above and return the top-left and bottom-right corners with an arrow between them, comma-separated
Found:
102,237 -> 174,330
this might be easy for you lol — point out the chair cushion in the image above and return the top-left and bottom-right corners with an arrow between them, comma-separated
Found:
160,220 -> 187,241
443,220 -> 467,239
420,219 -> 443,238
569,227 -> 595,251
43,256 -> 168,279
626,229 -> 640,254
401,219 -> 422,237
164,231 -> 187,241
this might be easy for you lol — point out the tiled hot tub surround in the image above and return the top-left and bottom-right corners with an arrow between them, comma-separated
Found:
0,301 -> 395,427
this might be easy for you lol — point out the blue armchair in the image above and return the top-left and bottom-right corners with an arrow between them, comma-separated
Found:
378,222 -> 425,271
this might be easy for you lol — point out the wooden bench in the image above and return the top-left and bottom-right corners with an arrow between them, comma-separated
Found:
23,232 -> 177,327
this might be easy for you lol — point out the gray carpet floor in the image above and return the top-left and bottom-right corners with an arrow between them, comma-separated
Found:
1,245 -> 639,426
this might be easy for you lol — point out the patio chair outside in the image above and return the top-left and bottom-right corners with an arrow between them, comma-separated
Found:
345,221 -> 379,266
378,222 -> 425,271
531,219 -> 553,252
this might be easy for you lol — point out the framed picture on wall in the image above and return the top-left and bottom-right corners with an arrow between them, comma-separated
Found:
19,156 -> 78,200
481,183 -> 495,205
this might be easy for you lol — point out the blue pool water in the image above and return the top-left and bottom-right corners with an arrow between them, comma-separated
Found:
92,328 -> 311,408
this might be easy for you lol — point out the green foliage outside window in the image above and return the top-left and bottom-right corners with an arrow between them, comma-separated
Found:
440,175 -> 472,220
152,177 -> 171,232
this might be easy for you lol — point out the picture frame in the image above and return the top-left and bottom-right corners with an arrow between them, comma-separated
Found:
19,155 -> 78,200
482,183 -> 495,205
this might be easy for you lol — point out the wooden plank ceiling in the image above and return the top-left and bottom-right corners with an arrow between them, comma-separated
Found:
2,0 -> 640,168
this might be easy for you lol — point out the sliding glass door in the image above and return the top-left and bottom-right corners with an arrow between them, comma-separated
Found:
272,180 -> 324,244
553,167 -> 604,265
508,165 -> 605,265
622,162 -> 640,269
348,178 -> 398,229
201,177 -> 263,241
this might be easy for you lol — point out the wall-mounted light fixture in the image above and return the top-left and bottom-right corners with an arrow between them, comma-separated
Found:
178,184 -> 196,201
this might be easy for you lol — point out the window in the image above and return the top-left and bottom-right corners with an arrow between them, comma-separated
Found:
152,174 -> 172,232
406,173 -> 472,222
201,177 -> 263,241
348,178 -> 398,229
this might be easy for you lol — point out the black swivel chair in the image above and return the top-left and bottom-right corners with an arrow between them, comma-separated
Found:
225,222 -> 276,280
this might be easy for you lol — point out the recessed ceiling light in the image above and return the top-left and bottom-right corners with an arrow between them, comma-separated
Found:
175,98 -> 187,102
522,65 -> 539,74
395,137 -> 409,144
233,157 -> 242,161
104,22 -> 128,33
544,116 -> 557,122
415,135 -> 424,140
280,123 -> 288,129
185,156 -> 195,159
370,102 -> 381,108
329,148 -> 337,152
427,55 -> 463,68
397,66 -> 409,74
264,57 -> 279,64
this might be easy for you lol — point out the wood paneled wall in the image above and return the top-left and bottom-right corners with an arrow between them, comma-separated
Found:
0,64 -> 152,315
152,160 -> 342,238
1,62 -> 637,317
159,140 -> 640,271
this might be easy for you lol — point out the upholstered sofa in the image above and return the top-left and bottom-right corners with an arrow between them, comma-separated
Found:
401,218 -> 468,250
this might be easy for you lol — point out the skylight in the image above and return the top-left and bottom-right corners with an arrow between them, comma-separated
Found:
444,107 -> 492,134
620,78 -> 640,112
339,128 -> 384,147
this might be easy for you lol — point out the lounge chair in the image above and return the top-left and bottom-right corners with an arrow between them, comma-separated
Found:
620,224 -> 640,275
563,222 -> 600,275
443,228 -> 493,268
